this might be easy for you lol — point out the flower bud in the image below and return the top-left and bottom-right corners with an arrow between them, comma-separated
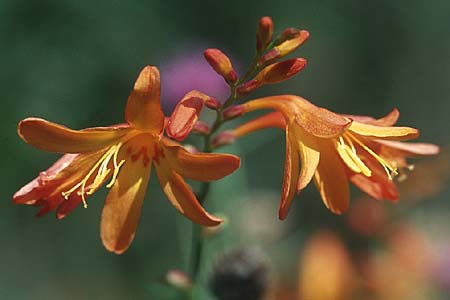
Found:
255,58 -> 307,84
166,90 -> 211,141
165,269 -> 192,291
204,48 -> 238,84
212,131 -> 236,148
259,29 -> 309,65
256,16 -> 273,51
205,97 -> 222,110
236,79 -> 262,96
223,105 -> 246,120
193,121 -> 211,135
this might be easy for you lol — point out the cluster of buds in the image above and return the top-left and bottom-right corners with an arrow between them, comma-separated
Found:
166,16 -> 310,145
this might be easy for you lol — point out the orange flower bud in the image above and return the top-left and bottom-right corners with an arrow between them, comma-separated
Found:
236,79 -> 262,96
256,16 -> 274,51
166,91 -> 211,141
255,58 -> 307,84
193,121 -> 211,135
223,105 -> 246,120
259,30 -> 309,65
212,131 -> 236,148
204,48 -> 238,84
205,97 -> 222,110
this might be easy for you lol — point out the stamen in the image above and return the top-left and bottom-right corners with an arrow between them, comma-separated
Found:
347,134 -> 398,180
336,136 -> 372,176
61,143 -> 124,208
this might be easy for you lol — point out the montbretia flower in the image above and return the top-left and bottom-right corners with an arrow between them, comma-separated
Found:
13,66 -> 240,254
231,95 -> 439,218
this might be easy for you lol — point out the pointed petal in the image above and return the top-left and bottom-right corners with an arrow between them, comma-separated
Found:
349,155 -> 399,201
314,142 -> 350,214
293,96 -> 352,138
349,122 -> 419,141
154,158 -> 222,226
100,157 -> 151,254
375,140 -> 440,156
243,96 -> 351,138
371,108 -> 400,126
345,108 -> 400,126
162,143 -> 240,181
292,126 -> 320,191
279,128 -> 300,220
18,118 -> 129,153
125,66 -> 165,133
166,91 -> 211,141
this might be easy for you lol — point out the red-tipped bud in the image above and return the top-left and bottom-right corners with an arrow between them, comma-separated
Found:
259,30 -> 309,65
165,270 -> 192,291
167,90 -> 211,141
193,121 -> 211,135
205,97 -> 222,110
212,131 -> 236,148
236,79 -> 262,96
204,48 -> 238,84
223,105 -> 246,120
256,16 -> 274,51
255,58 -> 307,84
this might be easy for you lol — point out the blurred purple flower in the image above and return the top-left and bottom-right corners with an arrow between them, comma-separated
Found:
160,46 -> 232,113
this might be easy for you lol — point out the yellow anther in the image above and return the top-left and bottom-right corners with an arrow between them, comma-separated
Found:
61,143 -> 124,208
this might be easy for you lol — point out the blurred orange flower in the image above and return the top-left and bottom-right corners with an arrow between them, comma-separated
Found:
232,95 -> 439,218
14,66 -> 240,254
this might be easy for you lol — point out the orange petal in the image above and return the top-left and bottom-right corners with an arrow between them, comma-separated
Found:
314,141 -> 350,214
293,97 -> 352,138
125,66 -> 165,133
375,140 -> 440,156
18,118 -> 129,153
345,108 -> 399,126
243,96 -> 351,138
349,155 -> 398,201
291,126 -> 320,191
279,129 -> 300,220
349,121 -> 419,141
14,150 -> 107,206
154,158 -> 222,226
166,91 -> 210,141
100,157 -> 151,254
162,143 -> 240,181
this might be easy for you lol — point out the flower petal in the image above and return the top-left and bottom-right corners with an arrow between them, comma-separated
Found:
279,128 -> 300,220
162,143 -> 240,182
100,157 -> 151,254
154,158 -> 222,226
349,122 -> 419,141
375,140 -> 440,156
314,141 -> 350,214
349,154 -> 398,201
292,97 -> 352,138
345,108 -> 399,126
18,118 -> 129,153
166,91 -> 211,141
125,66 -> 165,133
291,126 -> 320,191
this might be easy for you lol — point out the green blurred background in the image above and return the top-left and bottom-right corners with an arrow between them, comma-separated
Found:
1,0 -> 449,299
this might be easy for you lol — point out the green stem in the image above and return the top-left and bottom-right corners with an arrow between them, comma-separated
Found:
187,48 -> 265,293
189,182 -> 210,281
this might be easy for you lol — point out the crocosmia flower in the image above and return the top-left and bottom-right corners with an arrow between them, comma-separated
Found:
231,95 -> 439,218
14,66 -> 240,254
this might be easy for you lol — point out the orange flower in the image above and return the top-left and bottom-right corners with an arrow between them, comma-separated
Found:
13,66 -> 240,254
231,95 -> 439,218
